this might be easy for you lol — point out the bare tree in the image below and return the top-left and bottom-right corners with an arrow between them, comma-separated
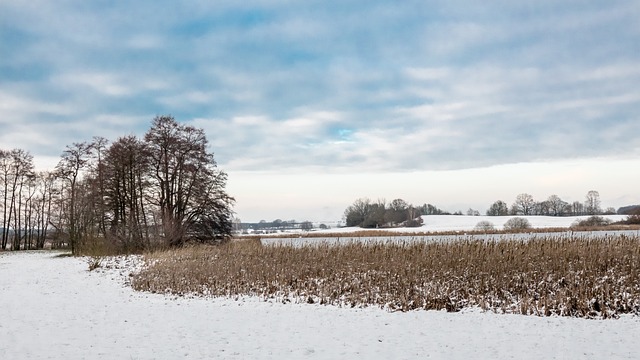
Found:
571,201 -> 585,216
533,201 -> 551,216
585,190 -> 601,215
547,195 -> 567,216
486,200 -> 509,216
8,149 -> 34,250
420,203 -> 445,215
55,142 -> 93,254
144,116 -> 234,246
362,199 -> 386,228
300,221 -> 313,231
466,208 -> 480,216
35,171 -> 57,249
102,135 -> 151,250
0,150 -> 11,250
512,193 -> 535,216
386,198 -> 409,225
91,136 -> 110,238
344,198 -> 371,227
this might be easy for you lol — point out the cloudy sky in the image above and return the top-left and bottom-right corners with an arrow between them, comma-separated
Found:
1,1 -> 639,222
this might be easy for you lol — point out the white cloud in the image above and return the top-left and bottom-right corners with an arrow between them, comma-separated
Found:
0,90 -> 75,117
54,72 -> 133,97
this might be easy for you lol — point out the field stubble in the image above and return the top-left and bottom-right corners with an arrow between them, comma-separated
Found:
132,235 -> 640,318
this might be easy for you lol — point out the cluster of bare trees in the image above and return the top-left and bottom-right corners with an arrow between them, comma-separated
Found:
342,191 -> 613,229
1,116 -> 234,253
0,150 -> 56,250
344,198 -> 422,228
486,191 -> 612,217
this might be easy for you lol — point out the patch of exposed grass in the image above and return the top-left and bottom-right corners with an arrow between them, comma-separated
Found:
132,235 -> 640,318
86,256 -> 103,271
52,252 -> 74,258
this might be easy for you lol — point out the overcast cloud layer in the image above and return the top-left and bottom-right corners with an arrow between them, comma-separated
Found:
2,0 -> 639,174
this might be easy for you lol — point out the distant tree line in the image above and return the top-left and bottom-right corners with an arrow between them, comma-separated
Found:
486,191 -> 614,217
240,219 -> 320,233
0,149 -> 53,250
1,116 -> 234,253
343,190 -> 630,229
617,205 -> 640,215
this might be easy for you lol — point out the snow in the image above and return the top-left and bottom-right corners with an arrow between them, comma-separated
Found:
261,215 -> 638,246
254,215 -> 627,237
260,215 -> 630,236
1,251 -> 639,359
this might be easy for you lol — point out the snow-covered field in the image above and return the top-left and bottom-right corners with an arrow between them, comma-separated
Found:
256,215 -> 631,237
262,215 -> 638,246
1,251 -> 639,359
321,215 -> 630,234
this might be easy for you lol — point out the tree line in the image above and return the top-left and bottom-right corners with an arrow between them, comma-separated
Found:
344,190 -> 615,229
484,191 -> 612,217
240,219 -> 321,233
0,116 -> 234,253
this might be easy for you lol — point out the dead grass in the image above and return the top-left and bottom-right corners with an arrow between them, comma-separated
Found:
132,235 -> 640,318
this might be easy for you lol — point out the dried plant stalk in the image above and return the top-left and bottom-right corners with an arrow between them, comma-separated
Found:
132,235 -> 640,318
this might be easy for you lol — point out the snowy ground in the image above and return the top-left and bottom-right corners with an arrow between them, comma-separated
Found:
1,251 -> 639,359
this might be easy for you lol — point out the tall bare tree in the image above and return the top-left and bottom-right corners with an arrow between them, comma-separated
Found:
55,142 -> 93,254
103,135 -> 151,250
547,195 -> 568,216
144,116 -> 234,246
8,150 -> 34,250
585,190 -> 601,215
512,193 -> 535,216
91,136 -> 110,238
486,200 -> 509,216
344,198 -> 372,227
0,150 -> 11,250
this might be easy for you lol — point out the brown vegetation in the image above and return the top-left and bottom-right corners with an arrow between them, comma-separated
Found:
132,234 -> 640,318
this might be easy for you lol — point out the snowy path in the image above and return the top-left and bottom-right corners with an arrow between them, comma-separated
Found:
1,251 -> 639,360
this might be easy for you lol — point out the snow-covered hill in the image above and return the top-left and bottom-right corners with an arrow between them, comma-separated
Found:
297,214 -> 630,235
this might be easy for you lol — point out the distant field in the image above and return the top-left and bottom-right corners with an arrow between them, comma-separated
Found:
251,215 -> 627,236
260,229 -> 640,247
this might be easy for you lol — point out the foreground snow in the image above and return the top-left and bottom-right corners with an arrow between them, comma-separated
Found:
1,251 -> 639,359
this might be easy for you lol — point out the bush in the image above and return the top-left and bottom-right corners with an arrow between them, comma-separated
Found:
572,216 -> 612,228
86,256 -> 103,271
625,214 -> 640,225
474,221 -> 496,232
405,217 -> 424,228
623,208 -> 640,225
503,217 -> 532,230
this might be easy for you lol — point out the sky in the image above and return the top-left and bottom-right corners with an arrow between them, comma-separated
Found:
1,1 -> 639,223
